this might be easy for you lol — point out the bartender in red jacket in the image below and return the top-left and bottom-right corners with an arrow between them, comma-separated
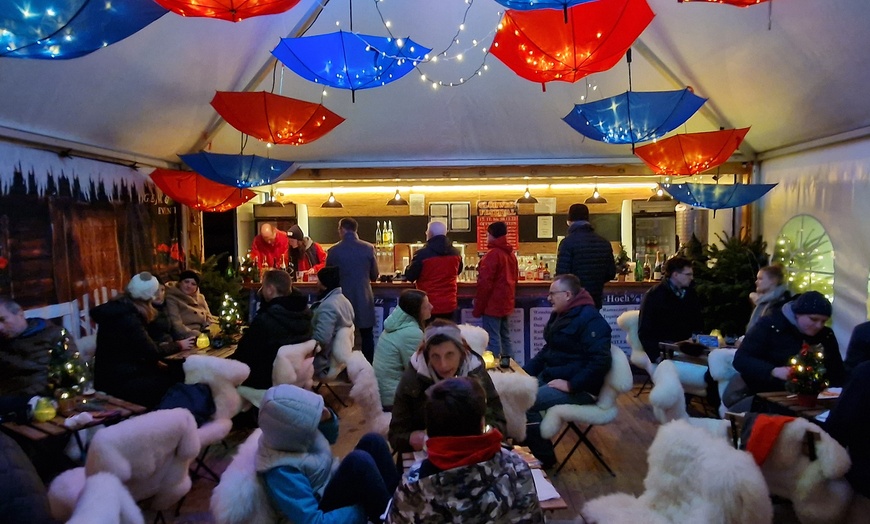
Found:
473,221 -> 519,358
404,221 -> 463,321
251,222 -> 290,268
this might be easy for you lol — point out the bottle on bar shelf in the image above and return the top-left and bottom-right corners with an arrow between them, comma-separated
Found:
375,221 -> 382,246
642,254 -> 652,281
543,263 -> 551,281
279,254 -> 288,272
225,255 -> 235,279
525,258 -> 536,281
653,251 -> 663,280
387,220 -> 394,246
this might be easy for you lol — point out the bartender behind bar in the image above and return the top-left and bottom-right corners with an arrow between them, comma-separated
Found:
251,222 -> 290,268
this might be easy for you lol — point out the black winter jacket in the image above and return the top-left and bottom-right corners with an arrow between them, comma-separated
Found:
734,304 -> 845,394
638,281 -> 704,361
0,432 -> 55,524
231,291 -> 312,389
555,222 -> 616,309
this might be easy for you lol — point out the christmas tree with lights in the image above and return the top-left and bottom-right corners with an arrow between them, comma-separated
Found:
238,250 -> 259,283
218,293 -> 243,336
49,329 -> 92,400
786,343 -> 828,397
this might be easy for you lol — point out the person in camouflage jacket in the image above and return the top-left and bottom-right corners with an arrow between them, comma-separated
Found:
387,377 -> 544,524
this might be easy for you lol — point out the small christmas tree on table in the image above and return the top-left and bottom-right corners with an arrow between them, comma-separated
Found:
49,329 -> 92,402
215,293 -> 243,347
786,343 -> 828,406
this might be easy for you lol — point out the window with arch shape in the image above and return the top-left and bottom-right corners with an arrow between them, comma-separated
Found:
773,215 -> 834,303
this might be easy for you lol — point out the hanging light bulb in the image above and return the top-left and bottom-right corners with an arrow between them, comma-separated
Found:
648,185 -> 672,202
321,191 -> 343,208
585,178 -> 607,204
387,188 -> 409,206
516,186 -> 538,204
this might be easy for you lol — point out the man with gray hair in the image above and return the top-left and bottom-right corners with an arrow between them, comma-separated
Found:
405,221 -> 463,321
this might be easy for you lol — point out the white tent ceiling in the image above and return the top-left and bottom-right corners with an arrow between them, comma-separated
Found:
1,0 -> 869,174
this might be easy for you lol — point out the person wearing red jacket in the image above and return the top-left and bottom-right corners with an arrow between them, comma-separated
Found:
473,221 -> 519,358
251,222 -> 290,268
288,224 -> 326,275
405,221 -> 463,321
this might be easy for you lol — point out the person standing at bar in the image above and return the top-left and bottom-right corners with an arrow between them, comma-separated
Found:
326,218 -> 379,362
473,221 -> 518,358
251,222 -> 290,268
405,221 -> 462,321
287,224 -> 327,276
555,203 -> 616,310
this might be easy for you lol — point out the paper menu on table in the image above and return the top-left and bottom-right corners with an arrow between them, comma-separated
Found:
818,387 -> 842,399
815,410 -> 830,423
531,469 -> 560,501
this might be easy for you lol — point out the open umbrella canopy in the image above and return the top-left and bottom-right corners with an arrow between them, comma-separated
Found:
491,0 -> 654,88
0,0 -> 166,59
210,91 -> 345,145
153,0 -> 302,22
179,152 -> 297,189
663,182 -> 777,211
272,31 -> 430,96
150,169 -> 256,212
677,0 -> 769,7
634,127 -> 750,175
562,88 -> 707,145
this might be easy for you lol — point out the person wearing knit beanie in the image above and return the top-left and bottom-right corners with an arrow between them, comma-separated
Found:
476,220 -> 518,358
317,266 -> 341,292
791,291 -> 832,317
256,384 -> 398,524
126,272 -> 159,301
311,265 -> 354,377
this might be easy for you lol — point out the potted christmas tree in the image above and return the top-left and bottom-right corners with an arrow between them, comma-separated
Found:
786,343 -> 828,407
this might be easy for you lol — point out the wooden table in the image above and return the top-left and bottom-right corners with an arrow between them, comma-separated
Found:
165,340 -> 238,360
755,391 -> 838,423
659,341 -> 712,366
1,393 -> 146,457
400,445 -> 568,512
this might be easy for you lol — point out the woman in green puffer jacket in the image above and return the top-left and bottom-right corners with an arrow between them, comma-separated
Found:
373,290 -> 432,409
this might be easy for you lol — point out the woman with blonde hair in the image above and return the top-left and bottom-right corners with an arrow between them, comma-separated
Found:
92,272 -> 184,408
747,264 -> 791,331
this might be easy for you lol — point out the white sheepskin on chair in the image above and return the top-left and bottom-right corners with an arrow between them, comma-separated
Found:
48,466 -> 86,521
211,429 -> 278,524
582,420 -> 772,524
707,348 -> 738,417
539,345 -> 633,440
67,472 -> 144,524
272,339 -> 317,389
458,323 -> 488,355
184,355 -> 251,445
489,372 -> 538,442
616,310 -> 655,376
85,408 -> 201,511
346,350 -> 392,435
649,360 -> 729,440
759,417 -> 853,524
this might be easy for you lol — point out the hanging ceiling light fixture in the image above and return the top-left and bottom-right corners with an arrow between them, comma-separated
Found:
387,188 -> 409,206
585,178 -> 607,204
648,186 -> 672,202
261,186 -> 285,207
516,186 -> 539,204
321,191 -> 343,208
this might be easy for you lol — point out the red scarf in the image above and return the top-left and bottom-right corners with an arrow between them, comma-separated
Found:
425,429 -> 504,471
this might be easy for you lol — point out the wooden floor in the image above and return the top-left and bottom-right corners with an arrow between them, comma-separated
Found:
159,378 -> 800,523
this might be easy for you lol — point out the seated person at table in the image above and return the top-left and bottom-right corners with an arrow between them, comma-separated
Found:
388,319 -> 506,454
638,256 -> 704,362
147,280 -> 195,355
257,384 -> 398,524
388,377 -> 544,524
288,224 -> 327,276
1,297 -> 86,399
165,269 -> 217,339
522,274 -> 611,468
733,291 -> 846,399
251,222 -> 290,269
373,289 -> 432,409
845,320 -> 870,376
310,266 -> 354,378
92,272 -> 185,408
826,361 -> 870,502
746,264 -> 791,332
231,269 -> 311,389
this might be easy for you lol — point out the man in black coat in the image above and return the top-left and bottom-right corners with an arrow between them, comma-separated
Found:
845,321 -> 870,375
555,204 -> 616,309
231,270 -> 312,389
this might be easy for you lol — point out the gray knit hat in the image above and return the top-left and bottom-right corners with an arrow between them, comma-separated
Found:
126,272 -> 159,301
258,384 -> 324,452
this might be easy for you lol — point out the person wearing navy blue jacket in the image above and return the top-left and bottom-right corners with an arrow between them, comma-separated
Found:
522,274 -> 612,467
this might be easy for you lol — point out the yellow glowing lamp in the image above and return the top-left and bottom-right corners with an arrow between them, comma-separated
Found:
33,397 -> 57,422
196,332 -> 210,349
482,350 -> 496,369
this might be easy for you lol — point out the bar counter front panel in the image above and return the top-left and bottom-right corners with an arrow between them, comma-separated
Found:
282,281 -> 653,366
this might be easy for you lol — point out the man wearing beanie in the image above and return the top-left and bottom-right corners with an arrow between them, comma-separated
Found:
555,203 -> 616,309
256,384 -> 398,524
734,290 -> 846,398
311,266 -> 354,377
473,221 -> 519,358
405,220 -> 463,321
288,224 -> 327,276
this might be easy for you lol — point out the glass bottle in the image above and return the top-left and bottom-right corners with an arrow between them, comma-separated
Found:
642,254 -> 652,281
375,221 -> 382,246
653,251 -> 663,280
635,253 -> 644,282
543,263 -> 551,281
387,220 -> 394,246
225,255 -> 235,279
